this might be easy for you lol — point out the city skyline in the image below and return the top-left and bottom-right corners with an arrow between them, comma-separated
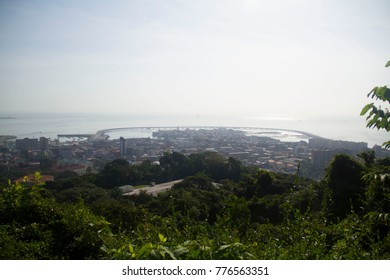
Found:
1,0 -> 389,124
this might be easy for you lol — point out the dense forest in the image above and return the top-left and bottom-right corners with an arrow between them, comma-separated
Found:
0,150 -> 389,259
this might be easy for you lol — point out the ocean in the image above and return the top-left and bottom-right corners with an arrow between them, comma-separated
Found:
0,112 -> 388,148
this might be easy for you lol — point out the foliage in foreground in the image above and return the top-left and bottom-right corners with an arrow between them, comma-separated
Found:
361,60 -> 390,148
0,151 -> 389,260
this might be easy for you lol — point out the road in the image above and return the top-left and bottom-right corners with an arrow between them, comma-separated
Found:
124,179 -> 183,196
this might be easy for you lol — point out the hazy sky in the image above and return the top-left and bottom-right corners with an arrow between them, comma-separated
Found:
1,0 -> 389,121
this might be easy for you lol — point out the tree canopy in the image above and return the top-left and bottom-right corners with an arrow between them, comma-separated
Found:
361,60 -> 390,148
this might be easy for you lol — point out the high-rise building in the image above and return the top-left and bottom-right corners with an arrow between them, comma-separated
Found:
15,138 -> 39,151
120,137 -> 127,156
311,149 -> 332,170
40,137 -> 49,151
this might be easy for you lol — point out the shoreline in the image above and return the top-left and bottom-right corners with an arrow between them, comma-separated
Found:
95,126 -> 328,143
1,117 -> 379,146
2,125 -> 368,147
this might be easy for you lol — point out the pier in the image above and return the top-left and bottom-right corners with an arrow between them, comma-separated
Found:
58,134 -> 94,139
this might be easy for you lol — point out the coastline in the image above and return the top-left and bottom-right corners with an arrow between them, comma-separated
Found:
94,126 -> 315,143
0,113 -> 387,147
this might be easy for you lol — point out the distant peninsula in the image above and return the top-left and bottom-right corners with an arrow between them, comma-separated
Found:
0,116 -> 16,119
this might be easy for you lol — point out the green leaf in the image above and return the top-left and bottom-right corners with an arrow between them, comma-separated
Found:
218,244 -> 232,251
360,103 -> 374,115
385,60 -> 390,67
173,245 -> 189,257
366,109 -> 375,120
368,87 -> 378,98
372,113 -> 380,123
158,233 -> 167,243
128,244 -> 134,253
379,117 -> 388,129
384,87 -> 390,99
383,141 -> 390,149
367,118 -> 377,128
138,243 -> 153,258
160,246 -> 176,260
375,86 -> 389,100
387,122 -> 390,131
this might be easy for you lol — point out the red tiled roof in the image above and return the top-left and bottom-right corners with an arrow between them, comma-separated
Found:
15,174 -> 54,184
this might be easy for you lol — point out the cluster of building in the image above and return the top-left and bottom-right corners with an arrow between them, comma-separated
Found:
1,127 -> 389,178
117,128 -> 382,175
0,136 -> 95,174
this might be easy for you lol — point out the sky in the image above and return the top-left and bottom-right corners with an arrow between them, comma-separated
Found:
0,0 -> 389,123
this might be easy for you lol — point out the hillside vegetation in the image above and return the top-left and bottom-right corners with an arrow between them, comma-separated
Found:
0,151 -> 389,259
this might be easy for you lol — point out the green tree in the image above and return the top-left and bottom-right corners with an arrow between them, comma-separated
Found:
97,159 -> 130,188
358,150 -> 376,168
54,182 -> 110,204
325,154 -> 365,219
173,173 -> 214,191
227,157 -> 243,181
361,60 -> 390,148
160,152 -> 190,180
0,172 -> 112,259
49,202 -> 111,259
